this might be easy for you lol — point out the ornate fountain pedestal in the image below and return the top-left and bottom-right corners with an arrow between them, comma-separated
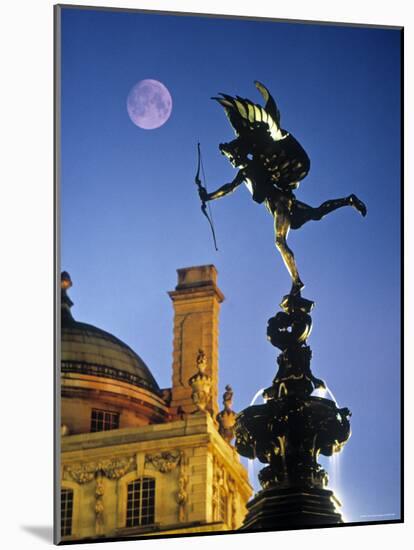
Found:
235,294 -> 351,530
241,486 -> 342,529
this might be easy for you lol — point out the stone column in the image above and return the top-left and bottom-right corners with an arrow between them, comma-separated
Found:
168,265 -> 224,417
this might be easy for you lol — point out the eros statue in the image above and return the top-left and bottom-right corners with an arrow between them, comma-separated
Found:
199,81 -> 367,296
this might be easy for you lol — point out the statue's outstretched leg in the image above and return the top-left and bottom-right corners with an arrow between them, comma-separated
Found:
273,202 -> 304,295
291,194 -> 367,230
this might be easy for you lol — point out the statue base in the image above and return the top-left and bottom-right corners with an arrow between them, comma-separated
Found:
240,486 -> 343,530
234,290 -> 352,532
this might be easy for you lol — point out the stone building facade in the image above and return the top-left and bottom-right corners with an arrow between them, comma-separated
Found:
59,265 -> 252,542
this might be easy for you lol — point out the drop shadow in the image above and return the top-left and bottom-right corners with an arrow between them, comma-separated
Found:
21,525 -> 54,543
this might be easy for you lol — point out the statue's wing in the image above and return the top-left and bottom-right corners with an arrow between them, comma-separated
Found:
254,80 -> 281,127
211,82 -> 286,142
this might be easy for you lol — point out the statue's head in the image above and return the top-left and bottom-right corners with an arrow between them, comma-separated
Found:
219,139 -> 249,168
286,181 -> 300,191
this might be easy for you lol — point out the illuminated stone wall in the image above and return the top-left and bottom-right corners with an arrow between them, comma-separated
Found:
60,414 -> 251,540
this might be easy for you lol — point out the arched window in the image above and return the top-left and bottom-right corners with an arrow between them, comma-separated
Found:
126,477 -> 155,527
61,488 -> 74,537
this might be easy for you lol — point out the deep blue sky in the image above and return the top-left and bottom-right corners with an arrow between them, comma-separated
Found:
60,7 -> 401,523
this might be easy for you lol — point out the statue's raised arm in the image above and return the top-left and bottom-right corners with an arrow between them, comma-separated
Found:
199,171 -> 245,202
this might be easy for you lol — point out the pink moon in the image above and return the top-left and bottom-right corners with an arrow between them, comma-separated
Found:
127,79 -> 172,130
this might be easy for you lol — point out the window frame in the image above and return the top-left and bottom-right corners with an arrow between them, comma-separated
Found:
125,477 -> 156,528
61,487 -> 74,537
90,407 -> 120,432
59,481 -> 79,541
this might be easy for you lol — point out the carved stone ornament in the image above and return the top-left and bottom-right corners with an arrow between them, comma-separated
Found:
216,384 -> 237,443
66,462 -> 96,484
100,457 -> 135,479
212,456 -> 227,521
66,456 -> 135,484
145,451 -> 181,473
95,472 -> 105,535
61,424 -> 70,437
188,349 -> 212,412
176,452 -> 188,522
227,477 -> 238,530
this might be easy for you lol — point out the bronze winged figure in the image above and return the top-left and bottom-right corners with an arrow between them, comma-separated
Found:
199,81 -> 367,296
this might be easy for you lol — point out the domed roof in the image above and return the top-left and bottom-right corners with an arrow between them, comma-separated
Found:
61,272 -> 161,395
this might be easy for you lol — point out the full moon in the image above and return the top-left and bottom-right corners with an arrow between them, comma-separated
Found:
127,79 -> 172,130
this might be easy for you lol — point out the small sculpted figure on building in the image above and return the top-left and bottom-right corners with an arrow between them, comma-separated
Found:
188,349 -> 212,413
216,385 -> 237,444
